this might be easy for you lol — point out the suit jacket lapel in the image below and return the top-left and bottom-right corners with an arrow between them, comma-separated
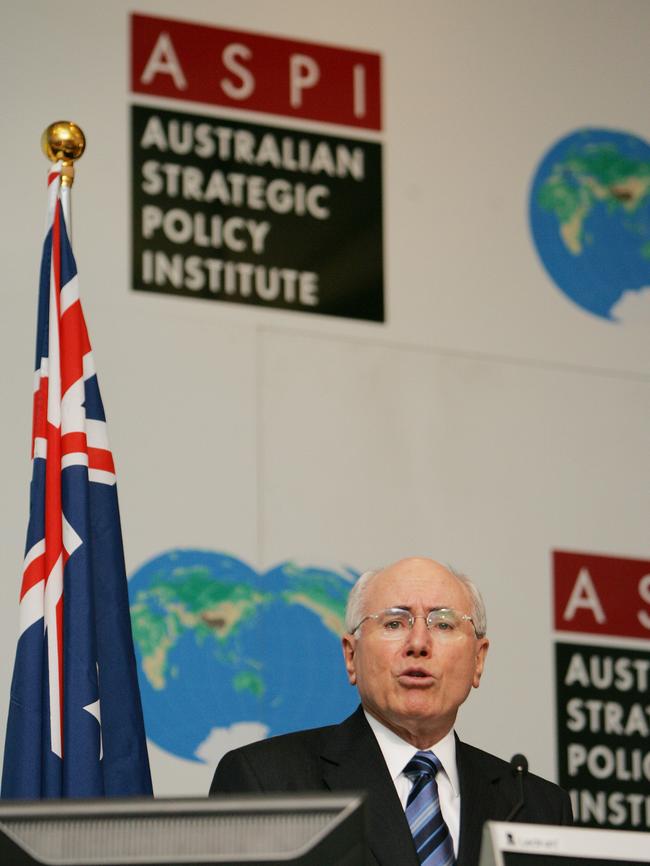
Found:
456,737 -> 493,866
319,708 -> 419,866
456,737 -> 516,866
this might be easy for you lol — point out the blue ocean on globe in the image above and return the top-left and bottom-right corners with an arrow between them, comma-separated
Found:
529,128 -> 650,321
128,549 -> 359,764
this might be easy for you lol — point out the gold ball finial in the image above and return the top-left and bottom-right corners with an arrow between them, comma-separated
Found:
41,121 -> 85,186
41,121 -> 86,163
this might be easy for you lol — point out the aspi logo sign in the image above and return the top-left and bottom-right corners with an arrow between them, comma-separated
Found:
129,14 -> 384,320
529,129 -> 650,324
553,550 -> 650,831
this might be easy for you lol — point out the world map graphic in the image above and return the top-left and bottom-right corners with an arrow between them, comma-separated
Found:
128,550 -> 359,764
529,128 -> 650,322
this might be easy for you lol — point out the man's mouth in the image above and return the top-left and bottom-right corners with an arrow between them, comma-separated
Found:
399,669 -> 435,684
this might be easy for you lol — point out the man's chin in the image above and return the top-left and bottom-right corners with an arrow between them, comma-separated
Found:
369,700 -> 449,728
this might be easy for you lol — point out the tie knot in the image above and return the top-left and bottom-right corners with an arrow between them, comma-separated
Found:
404,750 -> 442,782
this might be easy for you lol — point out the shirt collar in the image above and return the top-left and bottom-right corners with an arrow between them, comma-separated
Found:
363,709 -> 460,797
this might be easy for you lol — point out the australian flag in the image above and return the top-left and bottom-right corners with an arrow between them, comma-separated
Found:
1,162 -> 152,798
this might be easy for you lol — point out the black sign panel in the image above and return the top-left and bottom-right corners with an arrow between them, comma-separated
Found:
556,641 -> 650,831
131,105 -> 383,320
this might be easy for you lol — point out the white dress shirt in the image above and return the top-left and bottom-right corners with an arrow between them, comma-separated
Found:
364,710 -> 461,857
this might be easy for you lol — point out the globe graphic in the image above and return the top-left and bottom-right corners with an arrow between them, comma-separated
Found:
128,549 -> 359,764
529,128 -> 650,321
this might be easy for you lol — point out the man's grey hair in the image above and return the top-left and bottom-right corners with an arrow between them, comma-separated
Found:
344,563 -> 487,638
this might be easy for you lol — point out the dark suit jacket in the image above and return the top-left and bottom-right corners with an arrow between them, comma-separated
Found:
210,706 -> 573,866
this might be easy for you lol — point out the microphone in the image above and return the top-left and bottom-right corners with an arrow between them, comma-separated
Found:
505,753 -> 528,821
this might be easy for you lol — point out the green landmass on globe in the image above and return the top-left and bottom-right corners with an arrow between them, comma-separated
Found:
130,563 -> 347,694
280,562 -> 347,635
537,143 -> 650,256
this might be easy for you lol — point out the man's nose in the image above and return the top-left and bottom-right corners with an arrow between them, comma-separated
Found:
404,617 -> 432,656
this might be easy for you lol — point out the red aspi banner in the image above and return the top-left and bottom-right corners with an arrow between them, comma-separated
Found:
553,550 -> 650,639
131,13 -> 382,131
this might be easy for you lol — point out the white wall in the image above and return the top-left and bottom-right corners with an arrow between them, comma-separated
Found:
0,0 -> 648,797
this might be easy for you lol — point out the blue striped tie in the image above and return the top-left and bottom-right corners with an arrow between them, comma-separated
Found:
404,751 -> 455,866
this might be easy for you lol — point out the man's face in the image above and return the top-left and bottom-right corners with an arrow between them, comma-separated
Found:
342,557 -> 489,746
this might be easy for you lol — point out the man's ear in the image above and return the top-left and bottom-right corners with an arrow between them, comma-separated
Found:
472,638 -> 489,688
342,634 -> 357,685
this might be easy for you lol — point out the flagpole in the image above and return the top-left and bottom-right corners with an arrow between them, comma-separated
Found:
41,121 -> 86,236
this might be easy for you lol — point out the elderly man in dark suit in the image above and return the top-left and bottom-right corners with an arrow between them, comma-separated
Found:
210,556 -> 572,866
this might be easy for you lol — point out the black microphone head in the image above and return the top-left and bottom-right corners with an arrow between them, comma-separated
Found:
505,753 -> 529,821
510,753 -> 528,775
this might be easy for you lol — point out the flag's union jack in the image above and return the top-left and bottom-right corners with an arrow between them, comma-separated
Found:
1,162 -> 152,798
